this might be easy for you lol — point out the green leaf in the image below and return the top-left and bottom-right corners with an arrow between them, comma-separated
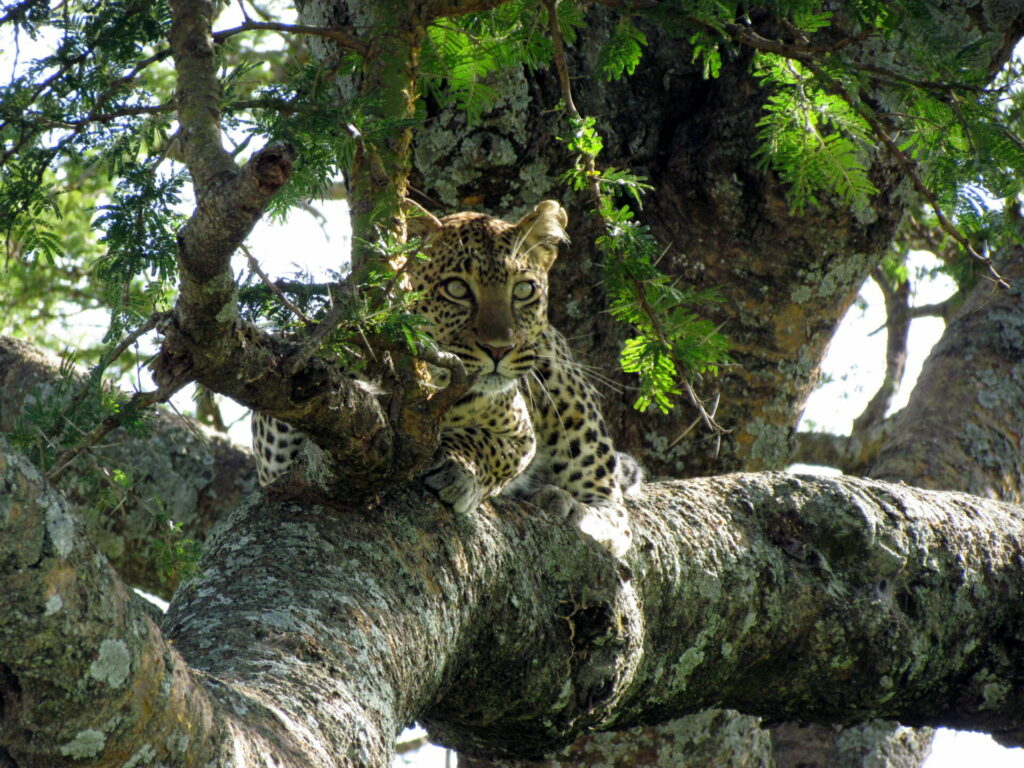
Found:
598,17 -> 647,81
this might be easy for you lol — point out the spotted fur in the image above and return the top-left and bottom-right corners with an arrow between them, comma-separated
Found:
252,200 -> 637,556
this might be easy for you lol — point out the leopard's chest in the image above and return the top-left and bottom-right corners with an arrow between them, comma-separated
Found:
442,388 -> 533,436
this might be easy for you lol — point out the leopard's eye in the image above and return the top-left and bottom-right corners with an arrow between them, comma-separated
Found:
512,280 -> 537,301
443,278 -> 472,300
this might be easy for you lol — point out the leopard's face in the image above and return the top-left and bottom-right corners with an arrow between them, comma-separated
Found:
406,202 -> 567,394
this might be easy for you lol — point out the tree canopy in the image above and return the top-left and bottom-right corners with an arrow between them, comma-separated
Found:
2,1 -> 1024,767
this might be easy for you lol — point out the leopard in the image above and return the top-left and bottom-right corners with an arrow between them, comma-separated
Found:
251,200 -> 638,557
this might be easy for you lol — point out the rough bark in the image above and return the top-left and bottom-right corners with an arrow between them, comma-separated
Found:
0,335 -> 256,598
4,431 -> 1024,767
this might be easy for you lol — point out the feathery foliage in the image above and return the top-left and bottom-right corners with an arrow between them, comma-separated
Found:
560,114 -> 731,414
752,55 -> 877,213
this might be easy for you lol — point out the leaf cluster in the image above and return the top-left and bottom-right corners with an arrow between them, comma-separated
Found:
752,54 -> 877,213
559,115 -> 731,415
9,347 -> 153,472
419,0 -> 584,122
601,0 -> 1024,276
92,164 -> 185,339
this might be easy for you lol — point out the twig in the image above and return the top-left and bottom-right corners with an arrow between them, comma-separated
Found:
48,314 -> 164,446
283,302 -> 350,376
855,62 -> 993,95
243,245 -> 314,326
25,102 -> 175,129
47,379 -> 188,484
212,20 -> 369,57
271,278 -> 341,298
720,22 -> 895,61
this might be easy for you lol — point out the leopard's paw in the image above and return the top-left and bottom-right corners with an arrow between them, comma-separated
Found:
573,502 -> 632,557
528,485 -> 576,520
530,486 -> 632,558
421,456 -> 483,515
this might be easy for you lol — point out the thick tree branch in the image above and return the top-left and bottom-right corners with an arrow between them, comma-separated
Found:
5,434 -> 1024,767
0,438 -> 392,767
0,443 -> 226,766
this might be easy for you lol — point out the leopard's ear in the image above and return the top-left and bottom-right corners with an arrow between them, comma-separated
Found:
515,200 -> 568,270
402,198 -> 443,240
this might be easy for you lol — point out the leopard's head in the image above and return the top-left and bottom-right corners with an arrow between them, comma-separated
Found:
405,200 -> 567,394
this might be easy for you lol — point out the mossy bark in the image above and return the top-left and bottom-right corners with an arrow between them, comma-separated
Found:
4,435 -> 1024,767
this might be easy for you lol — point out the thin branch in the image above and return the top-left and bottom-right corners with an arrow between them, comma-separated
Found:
728,21 -> 871,54
283,302 -> 350,376
272,278 -> 342,297
45,313 -> 164,448
46,377 -> 189,484
855,62 -> 994,94
212,19 -> 369,57
851,269 -> 910,434
395,735 -> 430,755
26,102 -> 175,129
80,47 -> 175,123
909,299 -> 955,321
243,245 -> 314,326
587,0 -> 659,9
902,215 -> 961,264
425,0 -> 515,16
1,46 -> 175,157
224,97 -> 313,114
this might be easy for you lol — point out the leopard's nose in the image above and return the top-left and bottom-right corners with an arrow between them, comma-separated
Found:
479,342 -> 513,361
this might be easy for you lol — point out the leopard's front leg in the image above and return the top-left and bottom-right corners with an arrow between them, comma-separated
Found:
421,392 -> 536,514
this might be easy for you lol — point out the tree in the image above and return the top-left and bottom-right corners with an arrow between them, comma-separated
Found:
2,1 -> 1024,767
